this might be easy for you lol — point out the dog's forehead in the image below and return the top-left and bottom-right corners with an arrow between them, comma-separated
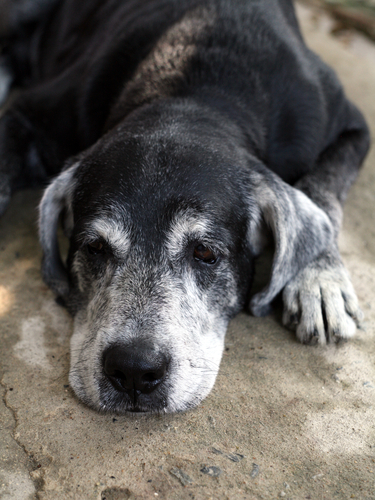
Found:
74,147 -> 229,205
71,134 -> 248,241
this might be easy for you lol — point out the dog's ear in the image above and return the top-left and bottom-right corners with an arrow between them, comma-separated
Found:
248,165 -> 333,316
39,162 -> 78,298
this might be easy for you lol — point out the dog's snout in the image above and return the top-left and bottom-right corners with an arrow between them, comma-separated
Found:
103,345 -> 169,402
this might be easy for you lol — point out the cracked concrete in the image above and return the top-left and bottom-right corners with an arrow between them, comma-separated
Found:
0,3 -> 375,499
1,381 -> 36,500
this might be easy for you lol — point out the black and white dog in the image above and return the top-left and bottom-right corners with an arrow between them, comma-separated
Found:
0,0 -> 370,413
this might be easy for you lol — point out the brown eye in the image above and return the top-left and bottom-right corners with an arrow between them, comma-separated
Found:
193,244 -> 217,264
86,240 -> 104,256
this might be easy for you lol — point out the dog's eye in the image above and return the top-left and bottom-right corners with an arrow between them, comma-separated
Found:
193,244 -> 217,264
86,240 -> 105,256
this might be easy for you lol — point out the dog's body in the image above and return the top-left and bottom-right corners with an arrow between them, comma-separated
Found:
0,0 -> 370,413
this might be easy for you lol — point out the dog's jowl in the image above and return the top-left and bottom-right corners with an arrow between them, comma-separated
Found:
0,0 -> 369,413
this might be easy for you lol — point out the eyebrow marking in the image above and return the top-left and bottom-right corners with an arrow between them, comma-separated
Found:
166,209 -> 233,260
166,210 -> 212,257
85,217 -> 131,255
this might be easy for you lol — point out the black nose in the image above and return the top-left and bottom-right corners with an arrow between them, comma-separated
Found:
103,345 -> 169,404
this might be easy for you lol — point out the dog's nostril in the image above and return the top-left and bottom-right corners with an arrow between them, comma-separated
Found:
103,345 -> 169,399
141,366 -> 167,384
113,369 -> 127,380
142,372 -> 158,383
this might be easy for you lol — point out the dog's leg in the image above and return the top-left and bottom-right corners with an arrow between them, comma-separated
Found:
282,104 -> 370,344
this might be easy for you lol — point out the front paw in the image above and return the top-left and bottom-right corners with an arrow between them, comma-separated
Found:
282,259 -> 363,345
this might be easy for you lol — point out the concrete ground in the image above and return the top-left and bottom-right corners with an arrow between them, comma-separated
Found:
1,3 -> 375,499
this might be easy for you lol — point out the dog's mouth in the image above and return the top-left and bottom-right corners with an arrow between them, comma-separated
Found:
127,407 -> 146,413
107,383 -> 168,413
99,389 -> 169,414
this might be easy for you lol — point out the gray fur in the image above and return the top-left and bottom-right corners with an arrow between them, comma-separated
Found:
249,166 -> 334,317
38,163 -> 77,297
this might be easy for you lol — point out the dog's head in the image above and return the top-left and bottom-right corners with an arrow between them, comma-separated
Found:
39,101 -> 332,413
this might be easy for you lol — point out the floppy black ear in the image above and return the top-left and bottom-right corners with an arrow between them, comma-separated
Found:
248,165 -> 333,317
39,163 -> 78,298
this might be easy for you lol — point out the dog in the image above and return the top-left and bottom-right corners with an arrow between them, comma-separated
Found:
0,0 -> 370,413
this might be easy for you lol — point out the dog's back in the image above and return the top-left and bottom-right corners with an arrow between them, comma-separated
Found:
1,0 -> 349,184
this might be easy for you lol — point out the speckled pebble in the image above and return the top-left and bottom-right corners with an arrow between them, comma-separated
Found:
200,466 -> 222,477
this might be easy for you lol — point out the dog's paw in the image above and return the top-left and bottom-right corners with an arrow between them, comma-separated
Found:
282,260 -> 363,345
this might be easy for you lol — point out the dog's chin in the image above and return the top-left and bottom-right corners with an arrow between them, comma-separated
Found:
93,397 -> 186,415
99,388 -> 170,415
97,384 -> 213,414
69,367 -> 217,414
100,402 -> 169,415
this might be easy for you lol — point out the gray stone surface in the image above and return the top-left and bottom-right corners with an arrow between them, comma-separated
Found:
0,4 -> 374,499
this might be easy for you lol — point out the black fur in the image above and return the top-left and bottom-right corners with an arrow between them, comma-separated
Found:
0,0 -> 368,184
